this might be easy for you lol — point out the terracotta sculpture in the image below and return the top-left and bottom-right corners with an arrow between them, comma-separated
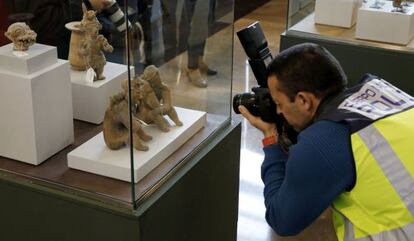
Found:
78,6 -> 113,80
103,80 -> 153,151
4,22 -> 37,51
140,65 -> 183,127
125,78 -> 172,132
66,21 -> 87,70
103,67 -> 183,151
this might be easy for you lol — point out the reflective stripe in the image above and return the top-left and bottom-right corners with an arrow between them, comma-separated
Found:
342,213 -> 414,241
344,215 -> 355,241
358,125 -> 414,217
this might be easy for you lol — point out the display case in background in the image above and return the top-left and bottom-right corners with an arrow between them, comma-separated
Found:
0,1 -> 240,240
282,0 -> 414,94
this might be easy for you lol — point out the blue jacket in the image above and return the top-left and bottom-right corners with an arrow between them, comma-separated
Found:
261,120 -> 356,236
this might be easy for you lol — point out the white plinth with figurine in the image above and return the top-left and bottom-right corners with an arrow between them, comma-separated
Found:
0,43 -> 74,165
70,62 -> 134,124
67,107 -> 206,183
356,0 -> 414,45
315,0 -> 363,28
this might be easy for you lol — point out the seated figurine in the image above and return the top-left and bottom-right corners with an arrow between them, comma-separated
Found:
122,78 -> 172,132
103,80 -> 152,151
5,22 -> 37,51
140,65 -> 183,127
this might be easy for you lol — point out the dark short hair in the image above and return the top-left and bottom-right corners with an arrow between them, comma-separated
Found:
267,43 -> 347,101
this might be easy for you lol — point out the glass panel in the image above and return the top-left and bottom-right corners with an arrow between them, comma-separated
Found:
287,0 -> 316,29
124,0 -> 234,205
0,0 -> 135,207
0,0 -> 234,209
286,0 -> 414,53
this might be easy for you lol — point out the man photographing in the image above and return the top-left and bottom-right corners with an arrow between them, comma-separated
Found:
239,43 -> 414,241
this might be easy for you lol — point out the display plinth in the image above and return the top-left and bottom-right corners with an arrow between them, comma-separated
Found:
68,107 -> 206,182
356,1 -> 414,45
0,43 -> 58,75
315,0 -> 363,28
70,62 -> 133,124
0,55 -> 74,165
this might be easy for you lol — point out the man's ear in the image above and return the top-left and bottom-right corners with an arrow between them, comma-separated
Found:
296,91 -> 319,111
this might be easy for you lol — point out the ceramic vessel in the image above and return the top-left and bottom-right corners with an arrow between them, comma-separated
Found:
65,21 -> 87,71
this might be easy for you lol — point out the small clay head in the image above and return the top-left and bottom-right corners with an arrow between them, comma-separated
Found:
5,22 -> 37,51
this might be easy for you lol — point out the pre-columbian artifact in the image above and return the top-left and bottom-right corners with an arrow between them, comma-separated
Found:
125,77 -> 172,132
78,5 -> 113,80
5,22 -> 37,51
65,21 -> 86,70
140,65 -> 183,127
103,67 -> 182,151
103,80 -> 153,151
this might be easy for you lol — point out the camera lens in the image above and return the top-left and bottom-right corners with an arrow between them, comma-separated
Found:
233,92 -> 258,115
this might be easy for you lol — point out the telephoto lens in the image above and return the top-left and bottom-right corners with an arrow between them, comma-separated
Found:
233,92 -> 259,116
233,87 -> 279,123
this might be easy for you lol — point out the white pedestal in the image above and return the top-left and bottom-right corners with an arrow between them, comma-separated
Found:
356,1 -> 414,45
0,45 -> 74,165
315,0 -> 363,28
70,62 -> 133,124
0,43 -> 58,75
68,107 -> 206,183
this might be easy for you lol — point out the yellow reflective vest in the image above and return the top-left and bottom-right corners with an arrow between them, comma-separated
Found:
317,75 -> 414,241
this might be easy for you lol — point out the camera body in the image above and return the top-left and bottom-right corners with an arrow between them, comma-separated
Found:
233,21 -> 297,148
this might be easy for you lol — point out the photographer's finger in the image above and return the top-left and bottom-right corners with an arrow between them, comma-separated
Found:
238,106 -> 254,120
238,105 -> 263,128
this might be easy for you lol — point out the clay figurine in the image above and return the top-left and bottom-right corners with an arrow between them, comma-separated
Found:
103,68 -> 183,151
125,77 -> 172,132
140,65 -> 183,127
4,22 -> 37,51
103,80 -> 152,151
78,5 -> 113,80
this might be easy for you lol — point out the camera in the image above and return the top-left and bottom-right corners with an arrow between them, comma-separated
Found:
233,21 -> 277,123
233,22 -> 297,148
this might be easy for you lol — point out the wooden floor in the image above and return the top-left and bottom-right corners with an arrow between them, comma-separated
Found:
234,1 -> 337,240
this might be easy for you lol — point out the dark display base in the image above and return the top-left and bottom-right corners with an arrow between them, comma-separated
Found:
0,121 -> 241,241
0,114 -> 231,206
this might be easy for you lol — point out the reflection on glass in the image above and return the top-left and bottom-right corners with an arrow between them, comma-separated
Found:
286,0 -> 414,50
0,0 -> 234,208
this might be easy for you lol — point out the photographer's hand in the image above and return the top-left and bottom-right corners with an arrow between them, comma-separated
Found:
238,106 -> 277,138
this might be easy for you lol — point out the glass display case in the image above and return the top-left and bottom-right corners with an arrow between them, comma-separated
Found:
283,0 -> 414,94
0,0 -> 235,211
